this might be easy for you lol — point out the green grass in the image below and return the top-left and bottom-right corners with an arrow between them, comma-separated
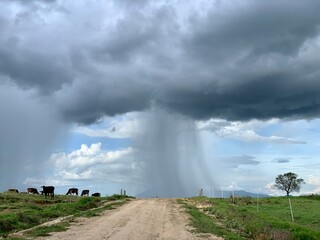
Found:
27,222 -> 69,237
3,237 -> 26,240
0,192 -> 132,238
181,202 -> 244,240
180,195 -> 320,240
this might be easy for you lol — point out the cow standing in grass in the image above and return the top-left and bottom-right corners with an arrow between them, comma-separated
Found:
41,186 -> 55,199
81,189 -> 89,196
92,192 -> 101,197
27,188 -> 39,194
66,188 -> 78,196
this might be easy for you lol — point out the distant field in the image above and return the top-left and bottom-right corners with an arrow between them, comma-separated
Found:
0,192 -> 131,239
180,195 -> 320,240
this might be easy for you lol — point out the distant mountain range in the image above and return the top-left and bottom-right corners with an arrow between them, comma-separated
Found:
136,189 -> 270,198
218,190 -> 270,198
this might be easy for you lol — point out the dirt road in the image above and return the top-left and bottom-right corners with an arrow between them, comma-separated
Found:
39,198 -> 222,240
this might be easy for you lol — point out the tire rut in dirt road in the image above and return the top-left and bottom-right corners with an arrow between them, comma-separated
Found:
39,198 -> 223,240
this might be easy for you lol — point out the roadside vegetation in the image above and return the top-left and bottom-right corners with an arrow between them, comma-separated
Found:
180,194 -> 320,240
0,192 -> 133,239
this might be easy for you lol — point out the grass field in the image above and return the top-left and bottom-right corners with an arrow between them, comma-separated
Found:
2,192 -> 319,240
0,192 -> 132,239
180,195 -> 320,240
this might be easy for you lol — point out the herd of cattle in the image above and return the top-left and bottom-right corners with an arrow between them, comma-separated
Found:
7,187 -> 101,199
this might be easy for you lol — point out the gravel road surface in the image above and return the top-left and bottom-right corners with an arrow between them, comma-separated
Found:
39,198 -> 222,240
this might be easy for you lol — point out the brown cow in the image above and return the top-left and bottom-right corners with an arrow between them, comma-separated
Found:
81,189 -> 89,196
27,188 -> 39,194
8,189 -> 19,193
66,188 -> 78,196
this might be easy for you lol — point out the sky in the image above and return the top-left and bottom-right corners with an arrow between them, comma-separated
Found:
1,0 -> 320,197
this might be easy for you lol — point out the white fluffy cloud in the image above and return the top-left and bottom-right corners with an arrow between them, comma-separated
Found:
198,118 -> 306,144
306,175 -> 320,193
23,177 -> 72,187
264,182 -> 282,196
51,143 -> 132,169
48,142 -> 137,183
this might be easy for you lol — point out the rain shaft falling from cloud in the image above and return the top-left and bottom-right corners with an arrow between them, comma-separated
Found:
0,83 -> 65,191
134,106 -> 215,197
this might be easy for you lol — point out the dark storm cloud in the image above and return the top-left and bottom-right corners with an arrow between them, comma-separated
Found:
56,79 -> 152,124
162,0 -> 320,121
1,0 -> 320,124
91,5 -> 177,63
55,4 -> 178,124
92,15 -> 158,62
0,47 -> 73,93
187,1 -> 320,62
160,71 -> 320,121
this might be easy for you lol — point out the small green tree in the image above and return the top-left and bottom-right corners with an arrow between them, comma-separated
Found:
274,172 -> 305,196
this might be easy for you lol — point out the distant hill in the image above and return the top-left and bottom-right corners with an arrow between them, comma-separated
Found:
215,190 -> 270,198
136,189 -> 270,198
136,190 -> 195,198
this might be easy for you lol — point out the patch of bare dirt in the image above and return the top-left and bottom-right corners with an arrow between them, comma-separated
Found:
37,198 -> 223,240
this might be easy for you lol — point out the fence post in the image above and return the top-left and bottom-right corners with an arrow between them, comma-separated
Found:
288,196 -> 294,222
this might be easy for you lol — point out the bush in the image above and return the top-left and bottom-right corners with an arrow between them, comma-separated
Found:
300,194 -> 320,200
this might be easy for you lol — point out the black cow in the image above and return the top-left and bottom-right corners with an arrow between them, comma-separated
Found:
66,188 -> 78,196
41,186 -> 55,199
27,188 -> 39,194
81,189 -> 89,196
91,192 -> 101,197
